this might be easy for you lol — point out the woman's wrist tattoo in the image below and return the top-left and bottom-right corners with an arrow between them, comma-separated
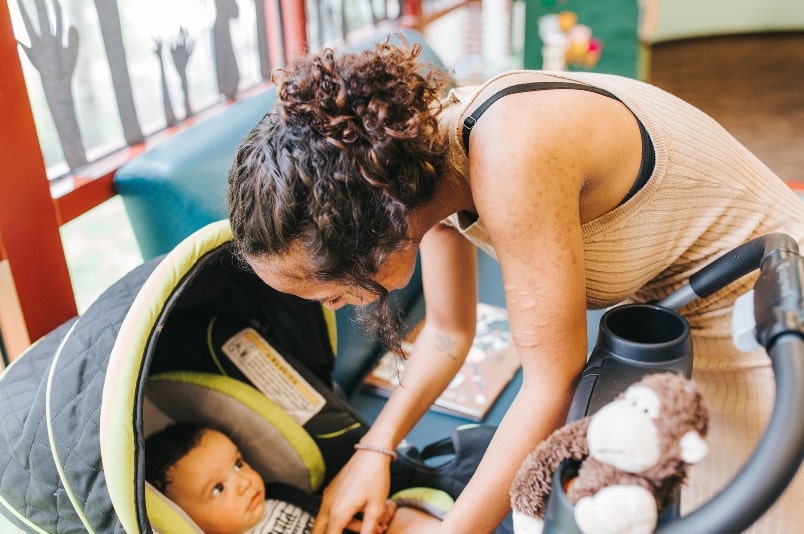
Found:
436,332 -> 457,360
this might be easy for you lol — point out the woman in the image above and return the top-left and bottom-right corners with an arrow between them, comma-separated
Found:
227,38 -> 804,533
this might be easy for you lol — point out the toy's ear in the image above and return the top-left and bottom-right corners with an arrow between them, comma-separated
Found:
680,430 -> 709,464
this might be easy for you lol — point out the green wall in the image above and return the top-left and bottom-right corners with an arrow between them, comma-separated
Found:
522,0 -> 640,77
520,0 -> 804,79
651,0 -> 804,42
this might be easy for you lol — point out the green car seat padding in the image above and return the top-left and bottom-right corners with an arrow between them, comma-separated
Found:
143,371 -> 326,533
144,482 -> 201,534
145,371 -> 325,492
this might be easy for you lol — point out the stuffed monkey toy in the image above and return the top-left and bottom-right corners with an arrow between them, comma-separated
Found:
510,372 -> 709,534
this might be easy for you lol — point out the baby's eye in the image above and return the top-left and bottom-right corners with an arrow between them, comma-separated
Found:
235,457 -> 244,471
212,483 -> 224,496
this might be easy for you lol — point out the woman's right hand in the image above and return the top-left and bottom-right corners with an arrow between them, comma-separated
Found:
316,224 -> 477,534
312,447 -> 393,534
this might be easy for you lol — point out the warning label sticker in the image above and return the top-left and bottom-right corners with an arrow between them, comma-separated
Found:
222,328 -> 326,425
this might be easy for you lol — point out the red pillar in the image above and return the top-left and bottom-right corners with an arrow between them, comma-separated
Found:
263,0 -> 285,68
263,0 -> 308,68
402,0 -> 422,19
281,0 -> 308,62
0,2 -> 76,354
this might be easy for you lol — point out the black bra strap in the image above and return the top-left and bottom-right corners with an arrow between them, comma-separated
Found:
461,82 -> 621,153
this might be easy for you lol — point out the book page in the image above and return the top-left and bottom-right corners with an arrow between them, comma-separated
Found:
363,303 -> 520,421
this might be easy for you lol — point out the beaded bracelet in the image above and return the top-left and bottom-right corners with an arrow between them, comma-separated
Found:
353,443 -> 398,460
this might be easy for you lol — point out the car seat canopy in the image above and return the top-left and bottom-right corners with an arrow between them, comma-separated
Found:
0,221 -> 362,533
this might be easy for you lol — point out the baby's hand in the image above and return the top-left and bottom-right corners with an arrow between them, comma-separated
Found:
344,500 -> 397,534
377,500 -> 398,532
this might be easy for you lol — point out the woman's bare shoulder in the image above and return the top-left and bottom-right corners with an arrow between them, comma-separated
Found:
465,73 -> 643,221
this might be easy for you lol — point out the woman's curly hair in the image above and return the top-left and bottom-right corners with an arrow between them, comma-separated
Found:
227,37 -> 453,353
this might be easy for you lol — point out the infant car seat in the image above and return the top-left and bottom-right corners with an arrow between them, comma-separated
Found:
0,221 -> 365,533
0,220 -> 496,533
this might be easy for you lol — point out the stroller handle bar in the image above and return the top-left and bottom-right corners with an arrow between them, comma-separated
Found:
657,233 -> 804,533
657,233 -> 800,313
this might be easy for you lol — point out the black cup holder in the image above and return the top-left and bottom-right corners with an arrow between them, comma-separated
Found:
597,304 -> 691,363
567,304 -> 693,423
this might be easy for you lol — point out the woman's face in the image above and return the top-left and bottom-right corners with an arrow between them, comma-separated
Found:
249,242 -> 419,310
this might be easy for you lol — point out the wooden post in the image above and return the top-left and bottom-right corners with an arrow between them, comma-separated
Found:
280,0 -> 308,62
402,0 -> 422,19
263,0 -> 286,68
0,2 -> 76,356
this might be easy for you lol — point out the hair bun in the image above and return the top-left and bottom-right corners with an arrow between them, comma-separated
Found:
275,39 -> 448,151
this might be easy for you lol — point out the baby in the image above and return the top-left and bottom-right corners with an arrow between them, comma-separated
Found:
145,422 -> 439,534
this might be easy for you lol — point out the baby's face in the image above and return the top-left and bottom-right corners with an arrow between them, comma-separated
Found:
165,429 -> 266,534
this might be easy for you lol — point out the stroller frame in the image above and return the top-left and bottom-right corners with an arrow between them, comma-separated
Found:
543,233 -> 804,533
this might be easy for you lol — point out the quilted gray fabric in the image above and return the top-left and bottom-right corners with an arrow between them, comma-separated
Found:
0,258 -> 157,533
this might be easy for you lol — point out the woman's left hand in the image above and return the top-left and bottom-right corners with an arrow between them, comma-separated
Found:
312,449 -> 393,534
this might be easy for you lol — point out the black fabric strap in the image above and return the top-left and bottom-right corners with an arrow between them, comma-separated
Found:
461,81 -> 621,153
460,80 -> 655,207
620,119 -> 655,206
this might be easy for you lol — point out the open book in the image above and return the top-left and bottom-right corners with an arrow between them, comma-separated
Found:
362,303 -> 520,421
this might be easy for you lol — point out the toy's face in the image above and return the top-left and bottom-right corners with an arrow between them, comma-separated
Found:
587,385 -> 662,473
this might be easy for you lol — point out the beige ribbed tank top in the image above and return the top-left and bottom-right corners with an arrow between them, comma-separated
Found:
443,72 -> 804,531
443,70 -> 804,336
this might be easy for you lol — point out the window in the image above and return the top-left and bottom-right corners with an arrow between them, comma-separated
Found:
11,0 -> 264,179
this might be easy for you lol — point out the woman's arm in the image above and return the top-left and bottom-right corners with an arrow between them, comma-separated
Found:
313,224 -> 479,534
435,89 -> 614,532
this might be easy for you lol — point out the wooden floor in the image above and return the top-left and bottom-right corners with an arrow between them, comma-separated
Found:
647,32 -> 804,185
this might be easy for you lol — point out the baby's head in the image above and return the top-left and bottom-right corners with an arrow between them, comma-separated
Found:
145,422 -> 266,534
